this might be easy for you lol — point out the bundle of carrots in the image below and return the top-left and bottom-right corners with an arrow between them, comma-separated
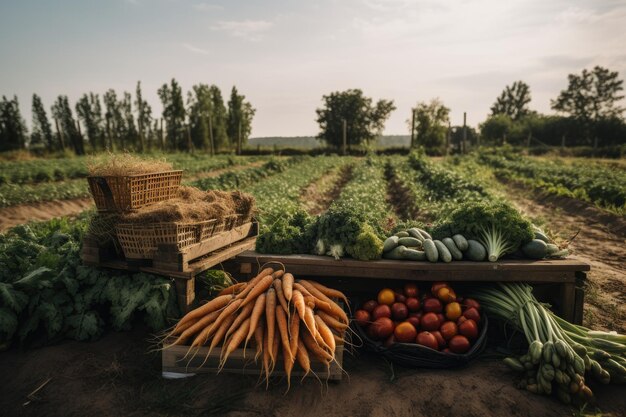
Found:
162,267 -> 350,389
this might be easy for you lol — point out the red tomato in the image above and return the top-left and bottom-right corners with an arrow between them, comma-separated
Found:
405,297 -> 420,312
432,330 -> 446,349
391,303 -> 409,320
362,300 -> 378,313
372,317 -> 394,339
404,283 -> 419,298
459,319 -> 479,340
436,313 -> 446,326
354,309 -> 371,327
457,316 -> 467,325
431,282 -> 449,294
406,315 -> 420,329
437,287 -> 457,304
463,307 -> 481,322
464,298 -> 481,311
420,312 -> 440,331
440,321 -> 458,341
384,334 -> 396,347
372,304 -> 392,320
449,335 -> 471,354
416,331 -> 439,350
394,321 -> 418,343
423,298 -> 443,313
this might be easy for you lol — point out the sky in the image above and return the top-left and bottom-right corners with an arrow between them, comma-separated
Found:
0,0 -> 625,137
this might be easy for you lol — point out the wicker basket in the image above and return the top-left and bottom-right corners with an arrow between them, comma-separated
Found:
116,214 -> 244,259
87,170 -> 183,212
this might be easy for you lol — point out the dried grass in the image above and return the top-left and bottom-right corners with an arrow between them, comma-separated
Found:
87,153 -> 173,177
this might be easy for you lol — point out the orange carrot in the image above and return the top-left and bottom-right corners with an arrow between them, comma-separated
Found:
272,269 -> 285,279
173,294 -> 232,332
292,289 -> 306,321
193,313 -> 237,369
283,343 -> 294,393
220,317 -> 251,371
217,282 -> 246,296
308,281 -> 350,308
315,314 -> 336,353
273,279 -> 289,314
282,273 -> 294,302
202,298 -> 242,342
225,300 -> 254,339
303,295 -> 317,309
301,328 -> 333,362
271,326 -> 280,373
244,292 -> 266,353
254,317 -> 264,362
167,309 -> 221,347
262,325 -> 270,387
240,275 -> 274,308
170,316 -> 198,336
235,267 -> 274,301
298,280 -> 348,324
316,310 -> 349,332
275,304 -> 293,363
289,313 -> 300,358
303,305 -> 317,341
295,339 -> 311,381
293,282 -> 313,298
265,287 -> 277,367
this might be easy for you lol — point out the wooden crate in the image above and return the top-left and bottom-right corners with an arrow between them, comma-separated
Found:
162,339 -> 344,381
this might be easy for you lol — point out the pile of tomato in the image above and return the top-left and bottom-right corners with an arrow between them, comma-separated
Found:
354,282 -> 482,354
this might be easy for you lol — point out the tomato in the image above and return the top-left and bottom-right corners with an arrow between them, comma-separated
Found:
395,293 -> 407,303
384,334 -> 396,347
445,302 -> 462,320
420,312 -> 440,331
416,331 -> 439,350
394,321 -> 418,343
354,310 -> 371,327
431,282 -> 449,294
463,307 -> 481,322
423,298 -> 443,313
457,316 -> 467,325
406,315 -> 420,329
437,313 -> 446,326
464,298 -> 481,311
459,318 -> 479,340
372,304 -> 392,320
362,300 -> 378,313
372,317 -> 394,339
437,287 -> 456,304
440,321 -> 458,341
405,297 -> 420,312
391,303 -> 409,320
404,283 -> 419,298
432,330 -> 446,349
448,335 -> 471,354
378,289 -> 396,306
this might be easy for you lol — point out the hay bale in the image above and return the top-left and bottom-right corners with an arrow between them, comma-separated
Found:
87,153 -> 173,177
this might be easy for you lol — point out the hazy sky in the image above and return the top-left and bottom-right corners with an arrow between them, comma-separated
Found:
1,0 -> 625,137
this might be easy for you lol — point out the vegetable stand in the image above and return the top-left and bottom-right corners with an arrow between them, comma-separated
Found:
228,252 -> 590,324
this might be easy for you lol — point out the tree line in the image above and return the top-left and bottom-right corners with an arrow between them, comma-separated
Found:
0,79 -> 255,154
315,66 -> 625,152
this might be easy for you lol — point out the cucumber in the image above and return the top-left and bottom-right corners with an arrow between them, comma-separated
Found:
442,237 -> 462,261
416,228 -> 432,240
383,245 -> 407,260
407,228 -> 425,242
402,248 -> 427,261
534,230 -> 550,243
423,239 -> 438,262
465,240 -> 487,261
452,234 -> 468,251
383,236 -> 399,253
546,243 -> 559,255
395,231 -> 410,238
434,240 -> 452,263
522,239 -> 548,259
398,237 -> 422,247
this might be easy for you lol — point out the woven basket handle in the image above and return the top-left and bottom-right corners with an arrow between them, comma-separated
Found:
94,177 -> 116,211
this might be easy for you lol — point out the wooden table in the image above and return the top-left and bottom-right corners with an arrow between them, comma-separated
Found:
230,251 -> 590,324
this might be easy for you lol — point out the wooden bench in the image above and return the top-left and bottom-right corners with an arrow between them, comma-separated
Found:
228,251 -> 590,325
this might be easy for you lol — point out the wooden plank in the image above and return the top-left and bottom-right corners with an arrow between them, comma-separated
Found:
573,271 -> 587,325
559,282 -> 576,323
181,222 -> 256,261
173,278 -> 195,313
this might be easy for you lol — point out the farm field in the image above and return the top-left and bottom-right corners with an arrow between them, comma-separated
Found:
0,151 -> 625,416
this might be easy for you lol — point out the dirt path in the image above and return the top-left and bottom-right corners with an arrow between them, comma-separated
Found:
300,165 -> 353,216
1,327 -> 624,417
500,183 -> 626,333
0,162 -> 266,233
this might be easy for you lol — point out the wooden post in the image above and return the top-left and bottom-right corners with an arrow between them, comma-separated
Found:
342,119 -> 347,156
237,121 -> 242,155
410,108 -> 416,149
208,115 -> 215,156
445,122 -> 450,156
138,116 -> 144,152
186,123 -> 193,153
160,118 -> 165,150
462,112 -> 467,154
54,117 -> 65,150
105,116 -> 112,151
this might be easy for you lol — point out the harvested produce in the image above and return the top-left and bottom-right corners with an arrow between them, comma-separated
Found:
354,282 -> 484,353
162,268 -> 348,389
471,283 -> 626,405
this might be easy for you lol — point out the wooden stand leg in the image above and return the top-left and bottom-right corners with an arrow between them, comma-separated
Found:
173,277 -> 195,313
559,282 -> 576,323
573,271 -> 587,325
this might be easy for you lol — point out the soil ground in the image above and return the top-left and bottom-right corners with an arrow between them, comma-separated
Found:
1,326 -> 625,417
300,165 -> 353,215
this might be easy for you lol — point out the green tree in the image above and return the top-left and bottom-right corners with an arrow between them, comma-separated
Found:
187,84 -> 212,150
103,89 -> 123,150
316,89 -> 395,149
551,66 -> 624,145
0,95 -> 28,152
31,94 -> 54,150
450,125 -> 478,152
410,99 -> 450,151
479,114 -> 513,145
51,95 -> 84,155
491,81 -> 532,121
158,78 -> 187,151
134,81 -> 152,152
227,86 -> 256,150
209,85 -> 229,150
75,93 -> 104,151
121,92 -> 138,150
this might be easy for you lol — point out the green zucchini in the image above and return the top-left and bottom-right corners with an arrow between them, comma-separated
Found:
465,240 -> 487,261
434,240 -> 452,263
546,243 -> 559,255
383,236 -> 399,253
452,234 -> 468,251
402,248 -> 427,261
522,239 -> 548,259
442,237 -> 462,261
398,237 -> 421,247
534,230 -> 550,243
407,228 -> 425,241
423,239 -> 438,262
395,231 -> 410,238
383,245 -> 407,260
416,228 -> 432,240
